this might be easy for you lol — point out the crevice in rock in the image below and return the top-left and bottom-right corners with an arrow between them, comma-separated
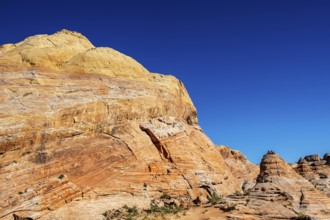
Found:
187,111 -> 198,125
47,38 -> 58,47
199,184 -> 218,197
60,131 -> 84,140
19,52 -> 36,66
299,189 -> 305,208
139,125 -> 173,163
13,213 -> 33,220
181,174 -> 194,190
102,132 -> 137,160
201,157 -> 214,172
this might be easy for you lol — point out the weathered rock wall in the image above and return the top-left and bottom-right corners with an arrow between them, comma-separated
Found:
224,152 -> 330,219
218,146 -> 259,191
293,154 -> 330,198
0,30 -> 240,219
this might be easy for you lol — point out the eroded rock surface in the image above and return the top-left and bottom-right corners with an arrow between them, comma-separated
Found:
218,146 -> 259,192
293,154 -> 330,198
2,30 -> 329,220
0,30 -> 240,219
223,152 -> 330,219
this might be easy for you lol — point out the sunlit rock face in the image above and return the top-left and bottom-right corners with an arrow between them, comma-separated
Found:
222,152 -> 330,219
218,145 -> 259,191
293,153 -> 330,198
0,30 -> 240,219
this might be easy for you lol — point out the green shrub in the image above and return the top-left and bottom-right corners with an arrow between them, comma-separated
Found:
148,204 -> 182,215
207,193 -> 222,205
123,205 -> 138,217
160,193 -> 171,200
243,189 -> 251,196
103,205 -> 138,220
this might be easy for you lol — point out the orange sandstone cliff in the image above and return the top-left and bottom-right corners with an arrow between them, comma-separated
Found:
0,30 -> 240,219
218,146 -> 259,192
1,30 -> 330,220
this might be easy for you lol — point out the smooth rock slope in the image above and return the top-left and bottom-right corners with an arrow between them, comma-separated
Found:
0,30 -> 240,219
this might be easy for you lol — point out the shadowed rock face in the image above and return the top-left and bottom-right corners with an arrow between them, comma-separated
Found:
324,154 -> 330,164
0,30 -> 240,219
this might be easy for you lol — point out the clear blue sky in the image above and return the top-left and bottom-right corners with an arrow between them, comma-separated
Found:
2,0 -> 330,164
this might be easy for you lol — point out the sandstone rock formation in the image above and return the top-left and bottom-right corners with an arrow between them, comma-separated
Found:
0,30 -> 240,219
218,146 -> 259,192
221,152 -> 330,219
324,154 -> 330,164
293,154 -> 330,198
2,30 -> 330,220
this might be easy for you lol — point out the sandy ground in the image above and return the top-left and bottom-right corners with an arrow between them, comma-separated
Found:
135,206 -> 229,220
178,206 -> 228,220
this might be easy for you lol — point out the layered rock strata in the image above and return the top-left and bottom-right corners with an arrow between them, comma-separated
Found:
223,152 -> 330,219
293,154 -> 330,198
218,146 -> 259,191
0,30 -> 240,219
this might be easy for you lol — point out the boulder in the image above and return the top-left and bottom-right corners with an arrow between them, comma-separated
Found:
323,153 -> 330,164
304,154 -> 321,162
298,157 -> 308,164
